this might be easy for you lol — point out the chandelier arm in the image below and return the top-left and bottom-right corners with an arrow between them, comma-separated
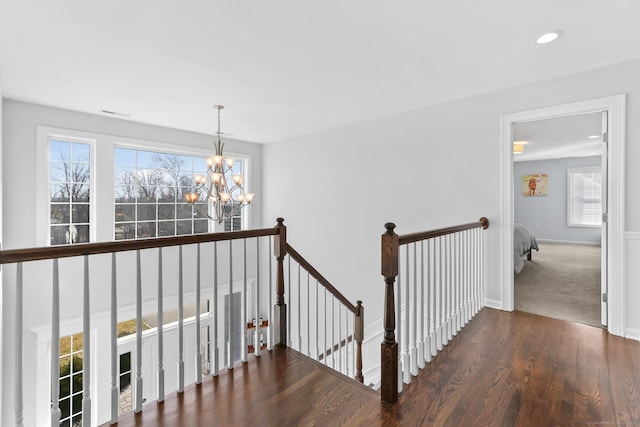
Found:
191,203 -> 216,222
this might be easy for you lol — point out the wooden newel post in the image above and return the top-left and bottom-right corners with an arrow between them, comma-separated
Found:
274,217 -> 288,347
354,300 -> 364,383
381,222 -> 399,404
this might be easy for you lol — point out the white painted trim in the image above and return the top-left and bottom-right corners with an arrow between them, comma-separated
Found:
500,94 -> 626,336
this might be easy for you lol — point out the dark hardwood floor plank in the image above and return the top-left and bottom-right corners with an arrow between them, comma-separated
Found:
103,309 -> 640,427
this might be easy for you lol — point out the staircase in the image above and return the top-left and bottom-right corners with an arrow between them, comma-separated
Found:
0,216 -> 489,426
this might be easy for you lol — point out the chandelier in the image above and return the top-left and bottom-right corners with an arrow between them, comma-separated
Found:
185,105 -> 254,224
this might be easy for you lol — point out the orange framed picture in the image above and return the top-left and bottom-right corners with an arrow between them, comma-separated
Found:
522,174 -> 548,196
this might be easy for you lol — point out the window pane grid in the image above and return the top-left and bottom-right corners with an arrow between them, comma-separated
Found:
49,140 -> 91,245
114,148 -> 209,240
568,168 -> 602,227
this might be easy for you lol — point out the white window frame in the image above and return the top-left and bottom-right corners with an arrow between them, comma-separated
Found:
38,126 -> 253,245
37,126 -> 98,246
112,142 -> 251,234
567,166 -> 602,228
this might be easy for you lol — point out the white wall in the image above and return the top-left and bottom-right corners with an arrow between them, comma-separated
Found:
0,73 -> 4,425
263,58 -> 640,378
1,100 -> 264,426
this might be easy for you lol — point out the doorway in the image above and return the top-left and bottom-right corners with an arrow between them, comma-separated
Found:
499,95 -> 626,336
511,112 -> 605,327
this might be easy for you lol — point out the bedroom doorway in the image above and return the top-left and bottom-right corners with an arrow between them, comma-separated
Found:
500,95 -> 626,336
512,112 -> 605,328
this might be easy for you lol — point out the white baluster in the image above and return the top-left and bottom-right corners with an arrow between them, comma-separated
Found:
135,250 -> 143,413
15,263 -> 24,427
307,273 -> 310,357
196,244 -> 203,383
242,239 -> 248,363
447,234 -> 453,343
464,230 -> 470,324
473,229 -> 479,315
82,255 -> 92,425
455,233 -> 462,333
451,234 -> 458,337
267,236 -> 273,351
427,240 -> 435,361
480,227 -> 485,311
403,246 -> 411,383
437,237 -> 444,351
213,242 -> 219,376
110,254 -> 118,424
323,288 -> 327,365
255,238 -> 262,357
338,297 -> 342,372
418,242 -> 426,369
227,240 -> 233,369
51,259 -> 61,425
331,296 -> 336,370
297,264 -> 301,352
287,256 -> 292,348
411,244 -> 418,376
315,280 -> 320,360
396,263 -> 403,393
157,248 -> 165,402
178,246 -> 185,392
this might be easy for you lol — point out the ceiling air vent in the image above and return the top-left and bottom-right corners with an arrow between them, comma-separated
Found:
100,109 -> 131,118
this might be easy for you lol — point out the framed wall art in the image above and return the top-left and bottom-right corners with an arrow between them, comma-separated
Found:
521,174 -> 548,196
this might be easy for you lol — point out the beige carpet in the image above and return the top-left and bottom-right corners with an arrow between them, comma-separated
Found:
514,241 -> 602,327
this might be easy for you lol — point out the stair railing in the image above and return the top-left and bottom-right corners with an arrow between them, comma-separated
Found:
0,217 -> 363,426
273,218 -> 364,382
380,217 -> 489,404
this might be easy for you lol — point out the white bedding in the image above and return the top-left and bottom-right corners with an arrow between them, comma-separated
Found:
514,223 -> 538,273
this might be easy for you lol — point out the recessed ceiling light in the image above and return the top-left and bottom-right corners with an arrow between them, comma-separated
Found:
513,140 -> 529,145
587,135 -> 600,139
536,31 -> 563,44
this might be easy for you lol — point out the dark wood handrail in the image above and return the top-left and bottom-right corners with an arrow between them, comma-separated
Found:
285,243 -> 359,315
0,227 -> 279,265
397,217 -> 489,246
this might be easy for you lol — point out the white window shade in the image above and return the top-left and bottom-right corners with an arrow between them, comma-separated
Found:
568,167 -> 602,227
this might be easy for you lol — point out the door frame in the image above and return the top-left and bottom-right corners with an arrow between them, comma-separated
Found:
499,94 -> 626,336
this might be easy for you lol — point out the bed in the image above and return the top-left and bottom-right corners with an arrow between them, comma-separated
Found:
514,223 -> 539,273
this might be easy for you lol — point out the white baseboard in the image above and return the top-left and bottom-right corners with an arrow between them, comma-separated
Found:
625,328 -> 640,342
483,298 -> 504,310
536,238 -> 600,246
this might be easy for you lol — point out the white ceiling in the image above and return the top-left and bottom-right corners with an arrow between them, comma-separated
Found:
513,112 -> 603,162
1,1 -> 640,143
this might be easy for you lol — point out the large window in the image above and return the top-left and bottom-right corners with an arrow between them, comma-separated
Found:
114,148 -> 209,239
49,140 -> 91,245
568,167 -> 602,227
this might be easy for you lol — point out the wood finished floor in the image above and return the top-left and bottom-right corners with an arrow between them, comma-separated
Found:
107,309 -> 640,427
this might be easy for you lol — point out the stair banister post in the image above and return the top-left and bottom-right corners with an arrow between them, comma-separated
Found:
381,222 -> 399,404
274,218 -> 288,346
354,300 -> 364,383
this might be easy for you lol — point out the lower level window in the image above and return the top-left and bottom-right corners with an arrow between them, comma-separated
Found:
59,333 -> 83,427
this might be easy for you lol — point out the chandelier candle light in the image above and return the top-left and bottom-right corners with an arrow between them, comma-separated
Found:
185,105 -> 254,224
